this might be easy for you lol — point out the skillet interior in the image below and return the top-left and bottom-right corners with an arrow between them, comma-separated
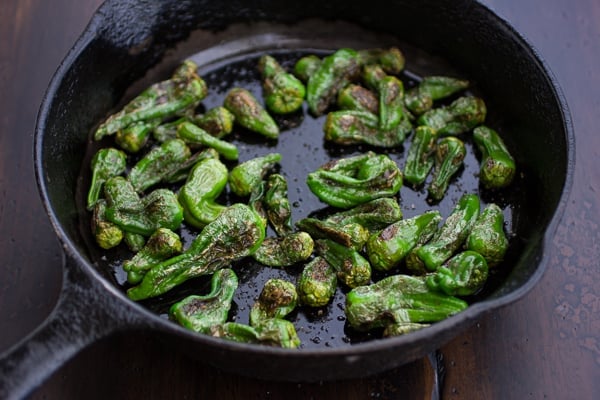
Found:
37,0 -> 570,379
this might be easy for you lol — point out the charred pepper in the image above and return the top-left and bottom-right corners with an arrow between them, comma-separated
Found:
249,278 -> 298,326
296,218 -> 369,250
293,54 -> 322,83
193,106 -> 235,138
315,238 -> 371,288
264,173 -> 293,236
258,54 -> 306,114
472,125 -> 516,189
229,153 -> 282,197
336,84 -> 379,114
87,147 -> 127,210
223,87 -> 279,139
403,126 -> 438,186
428,136 -> 467,201
405,76 -> 469,115
323,198 -> 403,232
252,232 -> 314,267
297,256 -> 337,307
417,96 -> 486,136
211,319 -> 301,348
177,121 -> 239,160
466,203 -> 508,267
91,199 -> 123,249
426,250 -> 489,296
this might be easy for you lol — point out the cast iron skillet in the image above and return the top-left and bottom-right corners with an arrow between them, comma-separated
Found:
0,0 -> 573,398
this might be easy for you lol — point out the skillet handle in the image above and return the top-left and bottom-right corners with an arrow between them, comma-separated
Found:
0,255 -> 147,400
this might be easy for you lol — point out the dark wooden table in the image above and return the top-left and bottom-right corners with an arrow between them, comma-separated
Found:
1,0 -> 598,398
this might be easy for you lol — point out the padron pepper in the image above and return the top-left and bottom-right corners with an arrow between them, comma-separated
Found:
123,231 -> 146,253
127,203 -> 265,300
417,95 -> 486,136
345,274 -> 468,331
472,125 -> 516,189
91,199 -> 123,249
297,256 -> 337,307
258,54 -> 306,114
252,232 -> 314,267
366,210 -> 442,271
264,173 -> 293,236
466,203 -> 508,267
115,119 -> 160,153
428,136 -> 467,201
229,153 -> 282,197
315,238 -> 371,288
211,319 -> 301,348
169,268 -> 238,333
357,47 -> 405,75
403,126 -> 438,186
323,198 -> 403,232
177,121 -> 239,160
87,147 -> 127,210
193,106 -> 235,138
362,64 -> 407,131
249,278 -> 298,326
306,151 -> 403,209
223,87 -> 279,139
293,54 -> 321,83
336,84 -> 379,114
404,76 -> 469,115
296,218 -> 369,250
152,117 -> 187,143
426,250 -> 489,296
383,322 -> 430,337
163,147 -> 219,184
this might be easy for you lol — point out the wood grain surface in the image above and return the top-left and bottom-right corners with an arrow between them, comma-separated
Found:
0,0 -> 598,398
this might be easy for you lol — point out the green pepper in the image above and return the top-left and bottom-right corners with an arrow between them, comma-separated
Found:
94,60 -> 207,140
115,119 -> 160,153
297,256 -> 337,307
163,148 -> 220,184
264,174 -> 293,236
169,268 -> 238,333
248,180 -> 268,227
407,193 -> 480,273
466,203 -> 508,267
123,228 -> 183,284
306,151 -> 403,209
405,76 -> 469,115
345,274 -> 468,331
258,54 -> 306,114
296,218 -> 369,250
383,322 -> 430,337
306,48 -> 362,115
223,87 -> 279,139
403,126 -> 438,186
178,157 -> 228,229
193,106 -> 235,138
426,250 -> 489,296
123,231 -> 146,252
176,121 -> 239,160
249,278 -> 298,326
472,126 -> 516,189
152,117 -> 187,143
323,198 -> 403,232
252,232 -> 314,267
127,204 -> 265,300
362,65 -> 407,131
87,147 -> 127,210
128,138 -> 191,193
366,210 -> 442,271
293,54 -> 321,83
336,84 -> 379,114
91,199 -> 123,249
104,177 -> 184,236
228,153 -> 282,197
211,319 -> 300,348
428,136 -> 467,201
315,239 -> 371,288
417,96 -> 486,136
357,47 -> 405,74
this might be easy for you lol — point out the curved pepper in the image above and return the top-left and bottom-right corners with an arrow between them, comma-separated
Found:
323,198 -> 402,232
211,319 -> 301,348
296,218 -> 369,250
163,147 -> 220,184
337,84 -> 379,114
473,125 -> 516,189
426,250 -> 489,296
315,238 -> 371,288
405,76 -> 469,115
91,199 -> 123,249
177,121 -> 239,160
357,47 -> 405,74
428,136 -> 467,201
252,232 -> 314,267
87,147 -> 127,210
249,278 -> 298,326
258,54 -> 306,114
403,126 -> 438,186
293,54 -> 322,83
223,87 -> 279,139
466,203 -> 508,267
193,106 -> 235,138
264,173 -> 293,236
297,256 -> 337,307
417,96 -> 486,136
362,65 -> 407,131
229,153 -> 282,197
115,119 -> 160,153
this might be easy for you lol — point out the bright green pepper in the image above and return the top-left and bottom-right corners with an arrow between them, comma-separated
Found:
466,203 -> 508,267
91,199 -> 123,249
315,239 -> 371,288
169,268 -> 238,333
258,54 -> 306,114
403,126 -> 438,186
128,138 -> 191,193
428,136 -> 467,201
211,319 -> 300,348
229,153 -> 282,197
127,204 -> 265,300
115,119 -> 160,153
264,174 -> 293,236
223,87 -> 279,139
366,210 -> 442,271
252,232 -> 314,267
362,65 -> 407,131
306,152 -> 403,209
296,218 -> 369,250
426,250 -> 489,296
293,54 -> 321,83
249,278 -> 298,326
407,193 -> 480,273
306,48 -> 362,115
87,147 -> 127,210
345,274 -> 468,331
472,126 -> 516,189
336,84 -> 379,114
297,256 -> 337,307
357,47 -> 405,74
123,228 -> 183,284
417,96 -> 486,136
94,60 -> 207,140
177,121 -> 239,160
323,198 -> 403,232
405,76 -> 469,115
163,148 -> 220,184
178,157 -> 228,229
123,231 -> 146,252
193,106 -> 235,138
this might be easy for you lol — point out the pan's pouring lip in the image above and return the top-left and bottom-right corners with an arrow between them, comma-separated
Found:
33,0 -> 575,361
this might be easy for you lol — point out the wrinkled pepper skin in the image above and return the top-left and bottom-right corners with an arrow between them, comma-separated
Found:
336,84 -> 379,114
306,48 -> 362,116
193,106 -> 235,138
163,147 -> 219,184
123,228 -> 183,284
408,193 -> 480,273
323,198 -> 402,232
293,55 -> 322,83
87,148 -> 127,210
248,180 -> 268,227
252,232 -> 314,267
258,54 -> 306,114
94,60 -> 207,140
128,139 -> 191,193
417,96 -> 486,136
264,174 -> 293,236
229,153 -> 282,197
123,231 -> 146,252
345,274 -> 468,331
426,250 -> 489,296
104,177 -> 184,236
357,47 -> 405,75
91,199 -> 123,249
362,65 -> 407,131
211,319 -> 301,348
366,210 -> 442,271
296,218 -> 369,250
297,256 -> 337,307
428,136 -> 467,201
466,203 -> 508,267
115,119 -> 160,153
383,322 -> 430,337
223,87 -> 279,139
249,278 -> 298,326
127,204 -> 265,300
472,126 -> 516,189
152,117 -> 187,143
315,239 -> 371,288
169,268 -> 238,333
177,121 -> 239,160
179,157 -> 228,229
403,126 -> 438,186
323,110 -> 410,148
306,152 -> 403,209
405,76 -> 469,115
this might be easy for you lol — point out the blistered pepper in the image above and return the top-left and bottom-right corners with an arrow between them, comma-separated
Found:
115,119 -> 160,153
223,87 -> 279,139
426,250 -> 489,296
87,147 -> 127,210
403,126 -> 438,186
297,256 -> 337,307
252,232 -> 314,267
315,238 -> 371,288
428,136 -> 466,201
296,218 -> 369,250
249,278 -> 298,326
211,319 -> 300,348
229,153 -> 282,197
193,106 -> 235,138
293,54 -> 322,83
472,125 -> 516,189
417,96 -> 486,136
264,174 -> 293,236
466,203 -> 508,267
163,148 -> 219,184
177,121 -> 239,160
323,198 -> 403,232
362,65 -> 407,131
357,47 -> 405,75
405,76 -> 469,115
258,54 -> 306,114
91,199 -> 123,249
336,84 -> 379,114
